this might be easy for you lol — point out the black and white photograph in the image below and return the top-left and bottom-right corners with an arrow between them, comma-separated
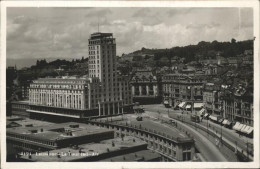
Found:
1,1 -> 260,169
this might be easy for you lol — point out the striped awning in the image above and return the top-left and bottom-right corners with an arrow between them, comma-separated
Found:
233,122 -> 244,131
178,102 -> 186,108
198,108 -> 205,116
194,103 -> 204,108
204,113 -> 209,117
246,126 -> 253,134
240,125 -> 253,134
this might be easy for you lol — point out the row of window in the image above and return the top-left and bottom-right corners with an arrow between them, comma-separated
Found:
30,84 -> 85,90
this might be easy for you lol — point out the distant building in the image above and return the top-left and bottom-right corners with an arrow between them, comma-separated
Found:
200,59 -> 218,65
162,73 -> 204,108
222,86 -> 253,127
131,70 -> 161,104
203,83 -> 222,117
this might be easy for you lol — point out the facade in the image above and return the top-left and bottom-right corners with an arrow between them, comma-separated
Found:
28,77 -> 101,118
222,89 -> 253,127
24,32 -> 132,119
203,83 -> 222,117
131,70 -> 161,104
10,101 -> 30,118
88,33 -> 124,116
162,73 -> 204,107
119,75 -> 133,112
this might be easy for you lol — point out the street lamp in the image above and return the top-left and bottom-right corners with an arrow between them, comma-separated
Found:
220,100 -> 223,145
181,111 -> 183,123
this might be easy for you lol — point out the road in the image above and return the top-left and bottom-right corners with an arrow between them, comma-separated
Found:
99,111 -> 228,161
142,104 -> 253,160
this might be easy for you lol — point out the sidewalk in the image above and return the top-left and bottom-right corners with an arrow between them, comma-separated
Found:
201,119 -> 253,144
169,112 -> 254,161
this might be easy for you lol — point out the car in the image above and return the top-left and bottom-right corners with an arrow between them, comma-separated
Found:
136,116 -> 143,121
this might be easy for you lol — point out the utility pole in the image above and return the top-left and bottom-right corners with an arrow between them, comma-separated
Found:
190,86 -> 197,130
207,115 -> 209,137
235,141 -> 238,161
220,101 -> 223,145
247,139 -> 249,160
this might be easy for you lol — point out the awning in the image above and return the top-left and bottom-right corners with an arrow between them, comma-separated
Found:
178,102 -> 186,108
226,120 -> 231,125
233,122 -> 244,131
218,118 -> 224,123
238,124 -> 246,131
241,125 -> 250,133
222,119 -> 228,125
185,105 -> 191,109
240,125 -> 247,133
222,119 -> 231,125
194,103 -> 204,108
246,126 -> 253,134
164,101 -> 169,104
209,115 -> 218,121
233,122 -> 241,130
198,108 -> 205,116
204,113 -> 209,117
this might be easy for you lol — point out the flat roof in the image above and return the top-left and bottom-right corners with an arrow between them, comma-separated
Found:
90,32 -> 113,39
100,114 -> 191,141
22,136 -> 147,162
7,121 -> 113,141
11,100 -> 30,104
33,77 -> 89,83
7,116 -> 53,126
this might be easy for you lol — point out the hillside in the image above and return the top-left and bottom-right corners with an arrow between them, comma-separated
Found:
121,39 -> 253,66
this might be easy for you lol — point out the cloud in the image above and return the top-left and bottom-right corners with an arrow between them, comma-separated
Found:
85,8 -> 112,17
167,8 -> 194,17
132,8 -> 162,26
7,7 -> 253,63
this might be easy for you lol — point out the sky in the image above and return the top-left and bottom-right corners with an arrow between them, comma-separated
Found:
7,7 -> 253,62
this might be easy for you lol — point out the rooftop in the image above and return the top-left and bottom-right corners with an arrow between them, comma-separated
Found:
7,117 -> 53,127
90,32 -> 113,39
21,136 -> 147,162
7,122 -> 113,141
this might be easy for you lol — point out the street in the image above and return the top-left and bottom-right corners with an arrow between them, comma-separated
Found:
142,104 -> 253,160
98,109 -> 228,161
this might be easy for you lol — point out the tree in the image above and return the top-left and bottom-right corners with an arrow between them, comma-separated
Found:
231,38 -> 236,44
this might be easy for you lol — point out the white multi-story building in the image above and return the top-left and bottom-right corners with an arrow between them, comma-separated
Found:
26,32 -> 132,119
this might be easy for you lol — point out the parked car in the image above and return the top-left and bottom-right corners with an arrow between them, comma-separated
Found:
136,116 -> 143,121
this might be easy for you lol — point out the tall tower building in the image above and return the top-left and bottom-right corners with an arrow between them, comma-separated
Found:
88,32 -> 122,116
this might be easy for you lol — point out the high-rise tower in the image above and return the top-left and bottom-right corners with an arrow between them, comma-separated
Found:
88,32 -> 122,116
